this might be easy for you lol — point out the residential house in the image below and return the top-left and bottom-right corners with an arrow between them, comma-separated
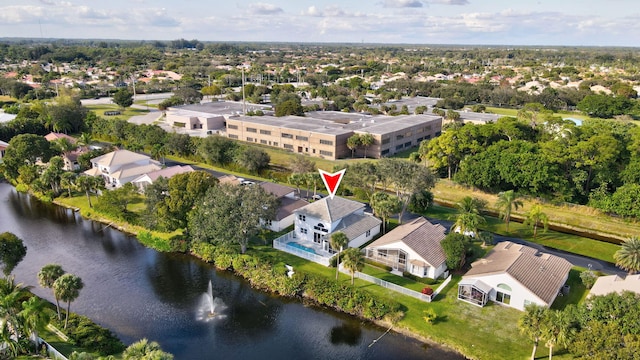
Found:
44,132 -> 83,171
84,149 -> 161,188
458,241 -> 572,311
130,165 -> 195,192
258,182 -> 309,232
589,274 -> 640,297
0,139 -> 8,163
290,196 -> 381,257
364,217 -> 448,279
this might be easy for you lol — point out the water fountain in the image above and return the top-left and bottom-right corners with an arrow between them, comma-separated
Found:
196,280 -> 227,322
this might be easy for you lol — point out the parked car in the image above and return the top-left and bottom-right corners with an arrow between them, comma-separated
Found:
311,194 -> 323,200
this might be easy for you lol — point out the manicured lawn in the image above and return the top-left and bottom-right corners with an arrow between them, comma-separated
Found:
85,104 -> 149,120
551,267 -> 589,310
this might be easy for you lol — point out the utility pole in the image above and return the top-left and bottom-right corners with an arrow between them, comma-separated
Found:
131,74 -> 136,100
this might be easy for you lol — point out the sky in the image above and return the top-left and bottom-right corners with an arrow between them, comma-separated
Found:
1,0 -> 639,47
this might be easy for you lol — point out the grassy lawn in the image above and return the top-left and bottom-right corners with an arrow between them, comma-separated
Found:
551,267 -> 589,310
85,104 -> 149,120
0,95 -> 16,102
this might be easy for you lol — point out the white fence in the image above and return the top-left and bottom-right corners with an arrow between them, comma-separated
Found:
40,339 -> 68,360
433,274 -> 453,298
273,232 -> 331,266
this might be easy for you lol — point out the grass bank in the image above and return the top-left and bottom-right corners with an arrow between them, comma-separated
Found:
85,104 -> 149,121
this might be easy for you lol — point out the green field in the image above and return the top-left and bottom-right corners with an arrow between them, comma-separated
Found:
85,104 -> 149,120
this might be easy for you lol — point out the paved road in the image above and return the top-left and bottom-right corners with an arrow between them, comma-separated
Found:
419,215 -> 626,276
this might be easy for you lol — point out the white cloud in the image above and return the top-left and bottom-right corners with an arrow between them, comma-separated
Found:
430,0 -> 469,5
381,0 -> 424,8
248,2 -> 284,15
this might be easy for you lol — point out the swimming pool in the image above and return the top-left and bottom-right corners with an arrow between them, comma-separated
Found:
287,241 -> 317,254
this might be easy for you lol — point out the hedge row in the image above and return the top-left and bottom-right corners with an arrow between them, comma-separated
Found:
189,241 -> 404,321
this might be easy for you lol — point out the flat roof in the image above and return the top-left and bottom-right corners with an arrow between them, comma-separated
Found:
174,101 -> 271,116
229,112 -> 441,137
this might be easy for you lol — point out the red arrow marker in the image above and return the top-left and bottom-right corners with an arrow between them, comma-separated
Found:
319,169 -> 346,199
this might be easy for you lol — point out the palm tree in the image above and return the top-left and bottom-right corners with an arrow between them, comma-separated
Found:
123,338 -> 174,360
525,205 -> 549,239
541,310 -> 574,360
0,276 -> 32,339
360,133 -> 374,159
495,190 -> 523,232
0,321 -> 22,358
518,304 -> 547,360
330,232 -> 349,280
77,132 -> 93,151
60,172 -> 77,198
53,273 -> 84,329
342,248 -> 364,285
346,135 -> 361,158
453,196 -> 485,237
288,173 -> 305,198
19,296 -> 51,354
76,175 -> 103,208
38,264 -> 65,320
613,237 -> 640,274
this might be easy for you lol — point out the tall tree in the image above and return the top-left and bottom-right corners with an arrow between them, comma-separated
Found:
524,205 -> 549,239
53,273 -> 84,329
0,276 -> 32,340
370,192 -> 402,234
346,134 -> 361,158
2,134 -> 52,180
381,158 -> 435,223
19,296 -> 51,354
113,88 -> 134,109
342,248 -> 364,285
495,190 -> 523,232
289,155 -> 316,174
37,264 -> 65,320
541,310 -> 574,360
453,196 -> 485,237
288,173 -> 305,197
329,232 -> 349,280
0,232 -> 27,276
75,175 -> 103,208
613,237 -> 640,274
235,147 -> 270,174
441,232 -> 468,270
518,304 -> 548,360
359,133 -> 374,159
188,183 -> 277,254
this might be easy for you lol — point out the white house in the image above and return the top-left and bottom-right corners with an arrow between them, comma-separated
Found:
259,182 -> 309,232
364,217 -> 448,279
130,165 -> 195,192
84,149 -> 161,188
292,196 -> 381,257
458,241 -> 572,311
589,274 -> 640,297
0,139 -> 8,163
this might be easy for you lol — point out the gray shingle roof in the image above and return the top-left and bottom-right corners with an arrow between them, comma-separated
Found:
295,196 -> 365,223
366,217 -> 447,267
334,213 -> 382,241
464,241 -> 572,305
259,182 -> 295,199
275,197 -> 309,221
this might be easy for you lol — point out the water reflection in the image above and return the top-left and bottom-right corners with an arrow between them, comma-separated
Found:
1,183 -> 465,360
330,321 -> 363,346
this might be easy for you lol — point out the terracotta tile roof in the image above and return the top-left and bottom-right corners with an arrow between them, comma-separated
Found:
465,241 -> 572,305
295,196 -> 365,223
45,132 -> 77,143
366,217 -> 447,267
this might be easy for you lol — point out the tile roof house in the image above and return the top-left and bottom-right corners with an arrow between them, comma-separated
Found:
44,132 -> 83,171
131,165 -> 195,192
589,274 -> 640,297
290,196 -> 381,257
258,182 -> 309,232
84,149 -> 161,188
458,241 -> 572,311
364,217 -> 448,279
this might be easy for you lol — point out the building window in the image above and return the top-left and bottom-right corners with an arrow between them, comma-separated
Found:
273,142 -> 278,147
319,150 -> 333,156
228,124 -> 238,130
396,134 -> 404,140
381,138 -> 390,145
378,249 -> 387,258
246,127 -> 257,133
435,131 -> 442,136
319,139 -> 333,145
366,230 -> 371,237
425,134 -> 431,140
381,149 -> 390,156
404,141 -> 412,148
282,133 -> 293,139
423,267 -> 428,277
247,137 -> 254,142
260,139 -> 268,144
260,129 -> 271,135
496,291 -> 511,305
395,144 -> 403,150
298,214 -> 306,221
296,135 -> 309,141
425,125 -> 432,131
229,134 -> 238,139
265,220 -> 272,227
417,137 -> 424,142
300,228 -> 308,234
284,144 -> 293,150
405,131 -> 412,137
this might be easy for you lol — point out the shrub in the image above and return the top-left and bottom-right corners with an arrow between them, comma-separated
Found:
54,313 -> 125,355
580,270 -> 598,289
421,287 -> 434,295
423,308 -> 438,324
402,272 -> 436,285
190,241 -> 217,263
